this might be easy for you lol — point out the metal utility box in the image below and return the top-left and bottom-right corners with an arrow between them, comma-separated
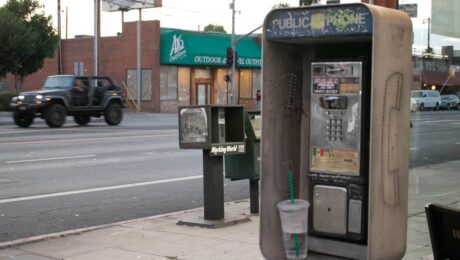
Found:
259,3 -> 412,260
178,105 -> 245,156
225,110 -> 261,180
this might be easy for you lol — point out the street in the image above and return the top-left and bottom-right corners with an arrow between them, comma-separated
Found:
409,110 -> 460,168
0,110 -> 459,242
0,113 -> 249,242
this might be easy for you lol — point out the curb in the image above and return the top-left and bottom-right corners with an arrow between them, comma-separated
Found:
0,199 -> 250,249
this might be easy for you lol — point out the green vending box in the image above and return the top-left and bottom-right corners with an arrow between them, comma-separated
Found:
225,110 -> 261,180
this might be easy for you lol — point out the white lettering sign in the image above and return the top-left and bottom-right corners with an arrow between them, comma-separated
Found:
210,144 -> 245,155
170,34 -> 186,62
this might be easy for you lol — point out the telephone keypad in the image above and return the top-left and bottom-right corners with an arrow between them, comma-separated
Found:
326,113 -> 345,142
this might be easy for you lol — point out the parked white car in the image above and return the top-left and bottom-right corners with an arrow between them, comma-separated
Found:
410,90 -> 441,111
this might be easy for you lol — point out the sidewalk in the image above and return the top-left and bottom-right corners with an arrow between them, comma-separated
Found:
1,160 -> 458,259
0,200 -> 262,260
0,199 -> 433,260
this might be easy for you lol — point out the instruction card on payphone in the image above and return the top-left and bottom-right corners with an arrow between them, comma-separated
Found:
310,62 -> 362,176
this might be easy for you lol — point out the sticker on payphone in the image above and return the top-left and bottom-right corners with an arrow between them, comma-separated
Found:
310,147 -> 359,174
313,77 -> 339,94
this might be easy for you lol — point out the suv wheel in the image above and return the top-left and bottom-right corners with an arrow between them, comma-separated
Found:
13,111 -> 34,128
419,103 -> 424,111
434,103 -> 439,111
74,115 -> 91,126
45,104 -> 67,128
104,103 -> 123,126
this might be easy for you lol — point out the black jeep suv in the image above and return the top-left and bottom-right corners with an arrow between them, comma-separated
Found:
10,75 -> 126,128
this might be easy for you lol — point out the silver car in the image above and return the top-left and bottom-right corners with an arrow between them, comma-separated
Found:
440,95 -> 460,110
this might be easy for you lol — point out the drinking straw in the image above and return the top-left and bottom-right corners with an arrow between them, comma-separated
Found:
288,169 -> 300,257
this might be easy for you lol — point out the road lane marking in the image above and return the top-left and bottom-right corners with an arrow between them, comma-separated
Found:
0,127 -> 177,135
0,133 -> 177,146
409,148 -> 418,151
0,175 -> 203,205
4,155 -> 96,164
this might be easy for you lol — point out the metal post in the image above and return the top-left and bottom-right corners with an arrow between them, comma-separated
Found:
136,9 -> 142,112
427,17 -> 431,50
249,179 -> 259,214
203,149 -> 224,220
93,0 -> 98,77
231,0 -> 236,105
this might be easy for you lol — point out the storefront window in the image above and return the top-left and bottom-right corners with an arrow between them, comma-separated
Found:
252,69 -> 261,98
160,66 -> 178,100
0,81 -> 8,90
239,69 -> 252,99
126,69 -> 152,101
178,67 -> 191,104
214,68 -> 230,104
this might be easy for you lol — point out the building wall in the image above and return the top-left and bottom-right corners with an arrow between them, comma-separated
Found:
5,20 -> 161,113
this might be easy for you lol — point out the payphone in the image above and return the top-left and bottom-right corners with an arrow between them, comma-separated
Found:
259,3 -> 412,260
309,61 -> 368,242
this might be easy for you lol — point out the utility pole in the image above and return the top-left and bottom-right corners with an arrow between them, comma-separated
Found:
93,0 -> 99,77
65,6 -> 68,39
57,0 -> 62,74
425,17 -> 431,50
230,0 -> 236,105
136,9 -> 142,112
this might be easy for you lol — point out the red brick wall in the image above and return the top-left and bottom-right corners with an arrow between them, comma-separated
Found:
4,20 -> 161,112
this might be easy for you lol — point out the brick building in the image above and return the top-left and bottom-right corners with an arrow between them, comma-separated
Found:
1,21 -> 262,113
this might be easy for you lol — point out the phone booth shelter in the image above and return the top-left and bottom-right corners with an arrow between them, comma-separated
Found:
259,4 -> 412,260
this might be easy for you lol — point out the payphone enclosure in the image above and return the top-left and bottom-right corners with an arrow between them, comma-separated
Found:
259,3 -> 412,260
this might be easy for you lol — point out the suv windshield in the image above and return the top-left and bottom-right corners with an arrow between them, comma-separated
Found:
43,76 -> 75,89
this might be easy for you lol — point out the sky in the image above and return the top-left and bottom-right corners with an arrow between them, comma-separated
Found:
1,0 -> 459,52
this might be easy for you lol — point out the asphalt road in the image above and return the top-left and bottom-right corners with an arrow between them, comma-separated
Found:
409,110 -> 460,168
0,112 -> 249,242
0,110 -> 459,242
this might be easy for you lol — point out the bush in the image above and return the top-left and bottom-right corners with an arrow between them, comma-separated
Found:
0,92 -> 16,111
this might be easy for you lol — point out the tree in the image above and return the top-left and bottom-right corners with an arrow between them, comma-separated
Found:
0,0 -> 59,91
272,3 -> 290,9
299,0 -> 321,6
203,24 -> 227,33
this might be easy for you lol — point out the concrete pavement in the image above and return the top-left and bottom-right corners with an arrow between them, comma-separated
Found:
0,198 -> 435,260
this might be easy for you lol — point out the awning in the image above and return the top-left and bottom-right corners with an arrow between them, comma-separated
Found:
160,28 -> 261,68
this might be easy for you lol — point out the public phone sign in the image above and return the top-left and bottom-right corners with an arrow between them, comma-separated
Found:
265,4 -> 372,40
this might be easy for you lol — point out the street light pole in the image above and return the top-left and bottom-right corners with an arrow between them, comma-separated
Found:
230,0 -> 236,105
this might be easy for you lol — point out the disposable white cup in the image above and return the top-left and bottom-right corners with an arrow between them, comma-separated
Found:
277,199 -> 310,260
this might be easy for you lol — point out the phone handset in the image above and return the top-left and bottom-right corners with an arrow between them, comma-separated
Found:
381,72 -> 404,206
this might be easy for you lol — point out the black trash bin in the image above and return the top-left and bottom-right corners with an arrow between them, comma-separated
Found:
425,203 -> 460,260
